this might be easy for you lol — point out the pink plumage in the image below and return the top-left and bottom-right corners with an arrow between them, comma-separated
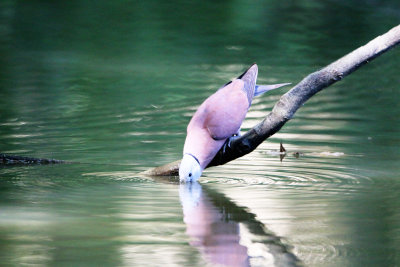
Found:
179,64 -> 289,182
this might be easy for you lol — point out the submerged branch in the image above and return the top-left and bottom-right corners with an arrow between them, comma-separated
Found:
144,24 -> 400,176
0,153 -> 67,165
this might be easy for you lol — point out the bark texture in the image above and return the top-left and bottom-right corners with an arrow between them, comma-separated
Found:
144,25 -> 400,176
209,24 -> 400,167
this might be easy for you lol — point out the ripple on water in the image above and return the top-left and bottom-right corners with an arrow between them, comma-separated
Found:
199,139 -> 376,267
202,148 -> 371,191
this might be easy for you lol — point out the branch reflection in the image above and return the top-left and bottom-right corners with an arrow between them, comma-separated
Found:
179,182 -> 300,267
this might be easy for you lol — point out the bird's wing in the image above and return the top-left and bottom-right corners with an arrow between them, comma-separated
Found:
237,64 -> 258,106
218,64 -> 258,97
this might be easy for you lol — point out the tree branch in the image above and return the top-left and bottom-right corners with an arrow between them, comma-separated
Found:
143,24 -> 400,176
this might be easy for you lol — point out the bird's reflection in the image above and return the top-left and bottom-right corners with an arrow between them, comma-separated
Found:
180,182 -> 250,266
179,182 -> 300,267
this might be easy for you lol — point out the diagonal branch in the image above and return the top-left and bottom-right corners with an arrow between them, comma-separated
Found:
143,24 -> 400,176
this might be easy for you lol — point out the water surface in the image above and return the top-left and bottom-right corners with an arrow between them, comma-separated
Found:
1,1 -> 400,266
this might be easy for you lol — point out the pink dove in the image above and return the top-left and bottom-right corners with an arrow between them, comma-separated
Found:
179,64 -> 290,182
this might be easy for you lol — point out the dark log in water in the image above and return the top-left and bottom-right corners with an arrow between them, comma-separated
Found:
0,153 -> 66,165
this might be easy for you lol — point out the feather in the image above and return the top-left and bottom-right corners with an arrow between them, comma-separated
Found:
254,83 -> 291,96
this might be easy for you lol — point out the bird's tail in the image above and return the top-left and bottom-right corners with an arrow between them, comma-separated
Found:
254,83 -> 291,96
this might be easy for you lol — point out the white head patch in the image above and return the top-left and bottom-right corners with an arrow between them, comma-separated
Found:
179,154 -> 202,183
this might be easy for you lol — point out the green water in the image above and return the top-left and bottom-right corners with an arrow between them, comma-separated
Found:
1,1 -> 399,266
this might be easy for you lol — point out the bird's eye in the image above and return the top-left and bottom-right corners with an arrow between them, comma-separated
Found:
189,173 -> 192,177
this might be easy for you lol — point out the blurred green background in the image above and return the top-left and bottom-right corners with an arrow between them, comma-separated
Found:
0,1 -> 399,266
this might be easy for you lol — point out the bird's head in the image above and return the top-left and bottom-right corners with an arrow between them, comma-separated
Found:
179,154 -> 202,183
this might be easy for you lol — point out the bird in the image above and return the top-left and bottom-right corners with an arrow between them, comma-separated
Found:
179,63 -> 290,182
